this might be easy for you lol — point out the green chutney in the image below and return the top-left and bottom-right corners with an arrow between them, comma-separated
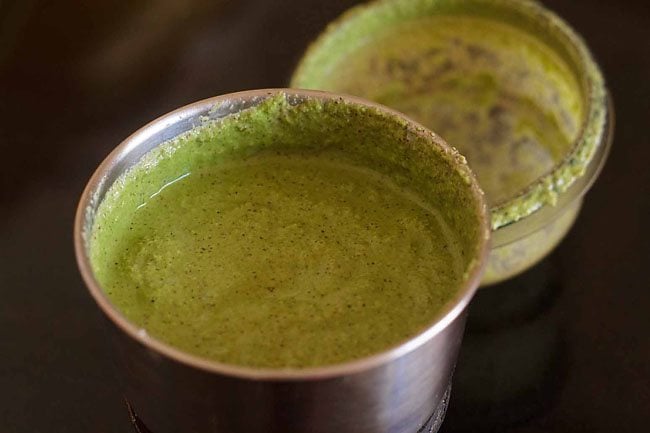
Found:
89,94 -> 484,369
290,0 -> 607,285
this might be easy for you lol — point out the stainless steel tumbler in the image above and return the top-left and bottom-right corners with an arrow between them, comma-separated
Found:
74,89 -> 490,433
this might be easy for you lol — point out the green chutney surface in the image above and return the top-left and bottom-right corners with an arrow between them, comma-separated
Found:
89,95 -> 480,369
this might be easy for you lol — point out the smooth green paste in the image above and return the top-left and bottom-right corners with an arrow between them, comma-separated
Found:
90,94 -> 483,369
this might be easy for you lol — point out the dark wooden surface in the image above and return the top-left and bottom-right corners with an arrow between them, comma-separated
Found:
0,1 -> 648,432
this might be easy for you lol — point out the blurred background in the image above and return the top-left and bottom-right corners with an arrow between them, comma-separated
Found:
0,1 -> 648,432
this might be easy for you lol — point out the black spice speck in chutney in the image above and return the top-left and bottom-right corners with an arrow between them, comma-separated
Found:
89,94 -> 483,369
